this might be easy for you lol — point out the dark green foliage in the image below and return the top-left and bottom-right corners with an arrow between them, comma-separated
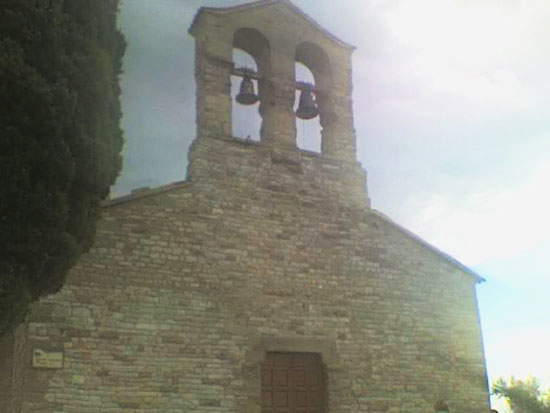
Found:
0,0 -> 125,335
493,377 -> 550,413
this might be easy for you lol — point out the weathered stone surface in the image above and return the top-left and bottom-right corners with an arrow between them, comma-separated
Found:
1,1 -> 489,412
6,146 -> 488,413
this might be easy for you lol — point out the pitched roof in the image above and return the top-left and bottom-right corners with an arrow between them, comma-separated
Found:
103,182 -> 484,283
102,181 -> 189,208
371,210 -> 485,283
188,0 -> 355,50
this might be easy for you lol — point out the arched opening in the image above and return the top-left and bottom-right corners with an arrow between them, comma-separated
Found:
231,49 -> 261,141
232,28 -> 270,142
295,42 -> 332,155
294,62 -> 321,153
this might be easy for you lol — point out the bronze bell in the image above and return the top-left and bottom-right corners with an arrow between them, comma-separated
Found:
236,76 -> 259,105
296,89 -> 319,120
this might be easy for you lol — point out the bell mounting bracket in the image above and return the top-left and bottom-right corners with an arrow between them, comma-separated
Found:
232,66 -> 318,92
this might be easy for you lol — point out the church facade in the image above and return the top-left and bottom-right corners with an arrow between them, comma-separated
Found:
1,1 -> 490,412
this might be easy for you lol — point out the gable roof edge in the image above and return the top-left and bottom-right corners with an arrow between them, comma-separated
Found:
371,210 -> 485,283
189,0 -> 355,50
102,181 -> 190,208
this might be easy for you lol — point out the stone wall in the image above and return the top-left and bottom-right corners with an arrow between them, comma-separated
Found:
0,325 -> 27,412
0,2 -> 490,411
190,1 -> 358,161
4,136 -> 489,412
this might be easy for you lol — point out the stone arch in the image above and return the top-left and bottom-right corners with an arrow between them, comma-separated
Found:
231,48 -> 261,140
295,42 -> 333,154
233,28 -> 270,69
232,28 -> 271,141
294,61 -> 321,152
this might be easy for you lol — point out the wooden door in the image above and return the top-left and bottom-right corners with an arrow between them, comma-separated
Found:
261,352 -> 326,413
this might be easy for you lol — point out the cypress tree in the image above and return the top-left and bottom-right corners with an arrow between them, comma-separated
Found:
0,0 -> 125,335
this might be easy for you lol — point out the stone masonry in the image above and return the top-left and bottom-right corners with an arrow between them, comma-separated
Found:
1,1 -> 490,412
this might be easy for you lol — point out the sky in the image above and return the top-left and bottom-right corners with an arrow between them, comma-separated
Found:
115,1 -> 550,410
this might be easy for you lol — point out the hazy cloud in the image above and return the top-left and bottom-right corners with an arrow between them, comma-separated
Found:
114,0 -> 550,399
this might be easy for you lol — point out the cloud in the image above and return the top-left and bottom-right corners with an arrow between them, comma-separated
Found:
346,0 -> 550,269
352,0 -> 550,123
115,0 -> 550,264
402,154 -> 550,265
484,326 -> 550,389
